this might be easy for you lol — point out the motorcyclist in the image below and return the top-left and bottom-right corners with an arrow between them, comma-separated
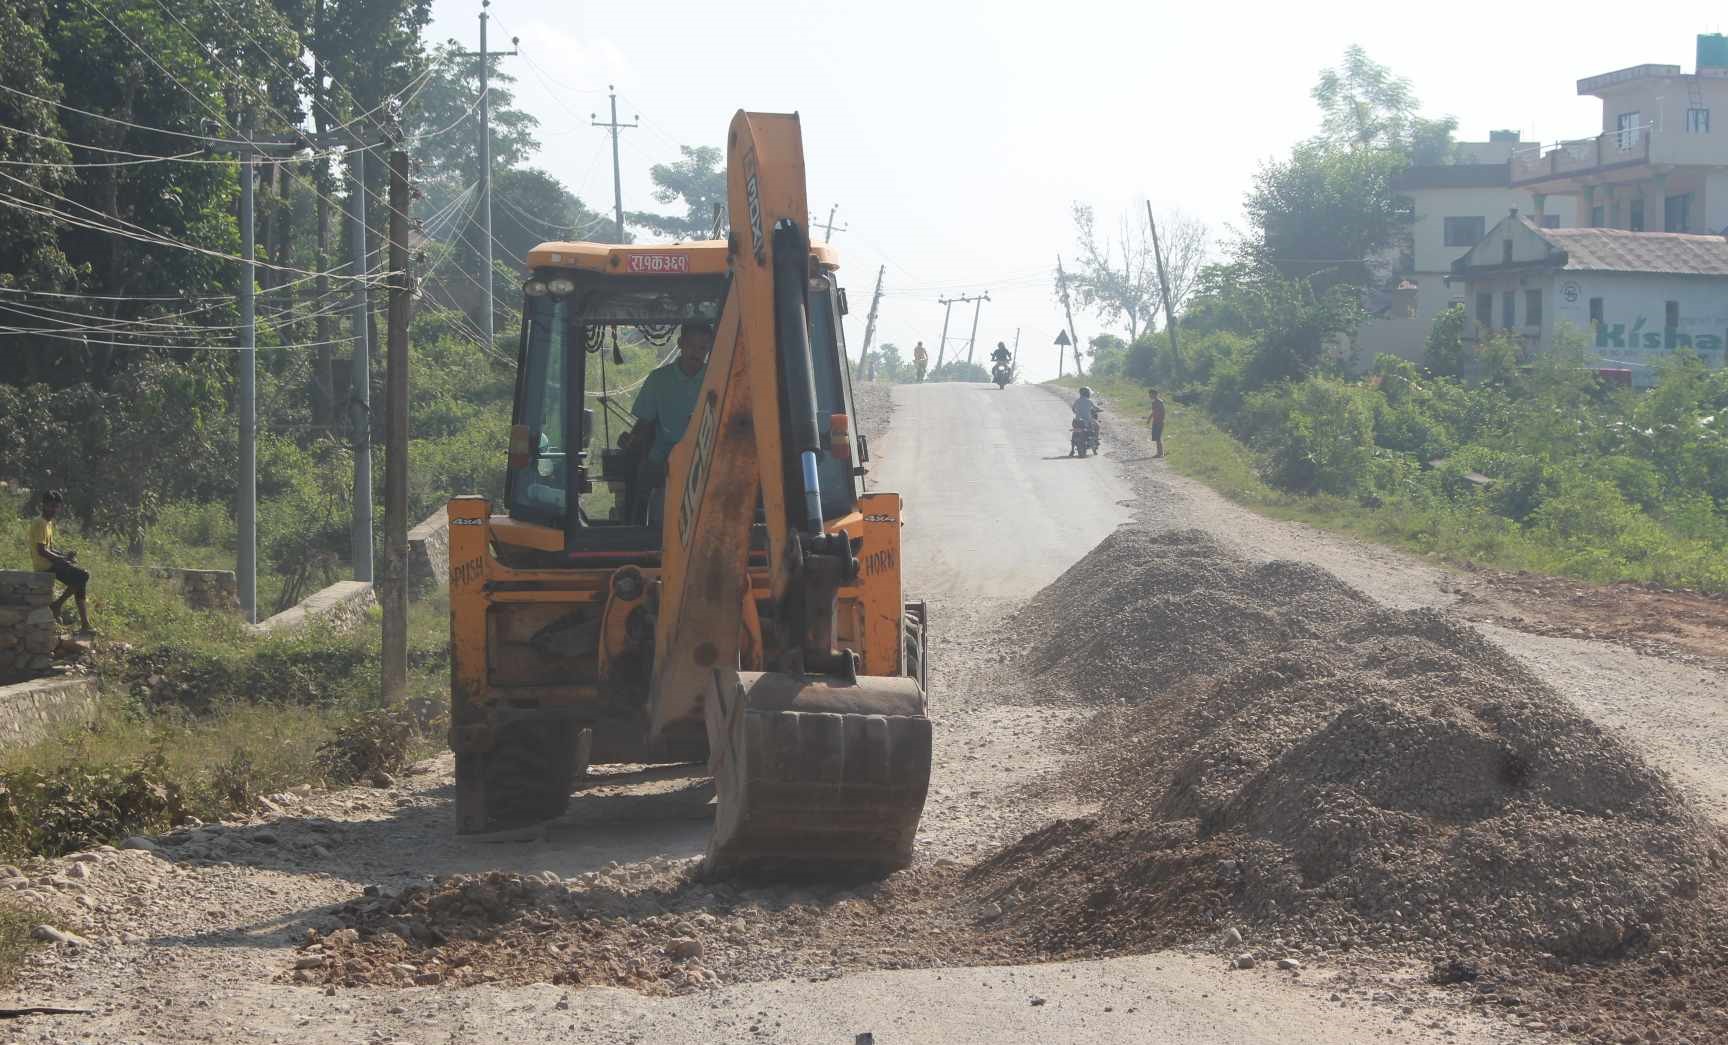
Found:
912,341 -> 929,382
1072,386 -> 1101,427
989,342 -> 1012,366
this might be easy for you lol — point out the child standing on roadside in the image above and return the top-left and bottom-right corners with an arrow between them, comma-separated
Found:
1146,389 -> 1167,459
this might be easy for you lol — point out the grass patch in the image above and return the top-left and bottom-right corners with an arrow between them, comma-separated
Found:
1055,375 -> 1728,591
0,594 -> 452,860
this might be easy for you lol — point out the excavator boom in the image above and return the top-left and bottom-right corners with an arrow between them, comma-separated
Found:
652,112 -> 931,877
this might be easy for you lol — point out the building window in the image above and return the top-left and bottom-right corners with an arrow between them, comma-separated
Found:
1666,300 -> 1680,330
1687,107 -> 1711,133
1665,193 -> 1692,232
1589,297 -> 1604,327
1590,205 -> 1606,228
1443,216 -> 1485,247
1629,197 -> 1645,232
1502,239 -> 1514,264
1541,214 -> 1562,229
1617,111 -> 1641,150
1476,292 -> 1493,329
1502,291 -> 1516,329
1525,289 -> 1543,327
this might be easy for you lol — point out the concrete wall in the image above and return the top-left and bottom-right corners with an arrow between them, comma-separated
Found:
0,571 -> 59,679
1461,268 -> 1728,384
406,505 -> 449,599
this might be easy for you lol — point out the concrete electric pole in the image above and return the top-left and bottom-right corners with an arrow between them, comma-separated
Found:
857,264 -> 885,378
382,148 -> 413,703
592,87 -> 638,244
1146,201 -> 1182,370
1055,254 -> 1084,377
935,292 -> 988,369
964,292 -> 990,365
817,204 -> 847,240
206,117 -> 302,624
455,0 -> 517,355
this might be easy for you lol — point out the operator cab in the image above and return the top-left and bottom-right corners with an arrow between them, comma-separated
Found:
503,241 -> 861,562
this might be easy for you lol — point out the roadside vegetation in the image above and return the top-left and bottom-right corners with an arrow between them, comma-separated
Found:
1052,47 -> 1728,594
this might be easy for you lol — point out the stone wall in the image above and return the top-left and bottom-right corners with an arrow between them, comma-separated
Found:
252,580 -> 376,636
137,567 -> 241,613
0,676 -> 98,747
0,571 -> 59,679
406,505 -> 449,600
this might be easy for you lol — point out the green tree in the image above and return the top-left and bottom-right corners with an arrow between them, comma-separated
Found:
1312,44 -> 1457,160
1065,204 -> 1208,342
1238,143 -> 1408,286
628,145 -> 725,241
492,167 -> 606,261
1423,304 -> 1470,378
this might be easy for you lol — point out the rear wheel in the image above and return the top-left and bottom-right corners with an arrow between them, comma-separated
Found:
903,600 -> 929,694
461,707 -> 586,833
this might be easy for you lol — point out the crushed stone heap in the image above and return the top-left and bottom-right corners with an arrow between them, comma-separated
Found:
979,528 -> 1727,964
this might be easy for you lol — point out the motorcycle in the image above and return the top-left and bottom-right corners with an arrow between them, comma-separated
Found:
914,359 -> 928,383
1069,406 -> 1102,457
990,361 -> 1013,389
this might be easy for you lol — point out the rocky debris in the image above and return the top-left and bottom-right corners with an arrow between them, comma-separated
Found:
283,861 -> 1004,994
31,924 -> 89,946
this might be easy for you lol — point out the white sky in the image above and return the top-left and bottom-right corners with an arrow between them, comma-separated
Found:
427,0 -> 1727,381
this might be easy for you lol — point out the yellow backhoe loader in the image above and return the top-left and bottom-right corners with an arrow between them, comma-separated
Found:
445,111 -> 931,877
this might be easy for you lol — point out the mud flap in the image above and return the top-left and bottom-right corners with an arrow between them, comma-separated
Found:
703,669 -> 932,879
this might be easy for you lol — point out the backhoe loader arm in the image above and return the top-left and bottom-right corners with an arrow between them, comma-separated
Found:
646,111 -> 930,877
648,110 -> 847,737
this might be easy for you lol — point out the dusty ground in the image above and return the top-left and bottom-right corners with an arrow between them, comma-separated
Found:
5,381 -> 1724,1043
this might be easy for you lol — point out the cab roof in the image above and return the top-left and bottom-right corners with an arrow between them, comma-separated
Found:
525,239 -> 839,274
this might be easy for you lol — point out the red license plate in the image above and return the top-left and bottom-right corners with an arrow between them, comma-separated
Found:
626,253 -> 689,274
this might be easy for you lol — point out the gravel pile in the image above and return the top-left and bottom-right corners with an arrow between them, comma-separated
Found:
1015,529 -> 1375,701
977,528 -> 1728,974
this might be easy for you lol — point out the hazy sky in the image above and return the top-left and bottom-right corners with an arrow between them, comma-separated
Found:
426,1 -> 1726,381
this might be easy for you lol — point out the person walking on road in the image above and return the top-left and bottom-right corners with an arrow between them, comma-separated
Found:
28,490 -> 92,635
1146,388 -> 1167,459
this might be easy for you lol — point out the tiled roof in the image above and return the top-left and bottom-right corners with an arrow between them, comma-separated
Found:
1538,226 -> 1728,275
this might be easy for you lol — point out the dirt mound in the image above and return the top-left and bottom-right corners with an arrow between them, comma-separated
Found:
1016,528 -> 1375,701
977,530 -> 1728,979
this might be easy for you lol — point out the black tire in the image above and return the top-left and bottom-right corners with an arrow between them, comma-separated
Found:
477,708 -> 581,831
903,600 -> 929,696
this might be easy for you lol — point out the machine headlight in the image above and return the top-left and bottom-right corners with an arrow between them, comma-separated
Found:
546,277 -> 576,296
523,280 -> 548,297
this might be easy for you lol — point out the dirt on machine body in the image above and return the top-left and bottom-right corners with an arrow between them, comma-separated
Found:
444,111 -> 931,878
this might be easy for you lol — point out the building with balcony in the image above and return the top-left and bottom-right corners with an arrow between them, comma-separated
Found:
1510,34 -> 1728,235
1450,213 -> 1728,385
1355,132 -> 1574,363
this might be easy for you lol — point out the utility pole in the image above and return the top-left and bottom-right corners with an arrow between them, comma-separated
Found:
935,297 -> 955,369
964,291 -> 990,365
1011,327 -> 1020,370
592,86 -> 638,244
1145,201 -> 1181,369
935,292 -> 987,369
382,148 -> 412,703
1055,254 -> 1084,376
817,204 -> 847,240
348,147 -> 373,583
207,117 -> 300,624
455,0 -> 517,354
239,123 -> 257,625
857,264 -> 885,378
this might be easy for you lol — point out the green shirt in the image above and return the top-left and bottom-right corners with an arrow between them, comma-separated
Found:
631,361 -> 707,465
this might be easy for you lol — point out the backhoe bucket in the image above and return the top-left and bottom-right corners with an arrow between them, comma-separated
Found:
703,670 -> 932,879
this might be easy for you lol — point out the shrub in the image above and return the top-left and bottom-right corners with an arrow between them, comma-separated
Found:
314,701 -> 442,786
0,753 -> 184,858
1237,378 -> 1378,496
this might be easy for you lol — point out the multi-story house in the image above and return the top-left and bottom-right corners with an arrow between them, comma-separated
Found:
1510,33 -> 1728,234
1357,132 -> 1573,363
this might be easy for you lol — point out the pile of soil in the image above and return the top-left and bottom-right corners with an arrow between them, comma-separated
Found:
975,527 -> 1728,1040
1014,529 -> 1375,700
